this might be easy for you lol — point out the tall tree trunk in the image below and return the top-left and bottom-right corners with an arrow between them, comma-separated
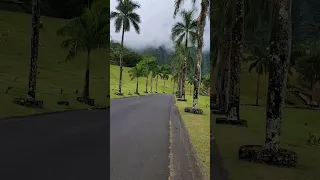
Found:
27,0 -> 41,101
145,76 -> 148,93
173,80 -> 175,93
227,0 -> 244,121
178,63 -> 183,97
224,38 -> 232,113
192,1 -> 207,109
264,0 -> 292,151
256,74 -> 260,106
136,77 -> 139,94
156,75 -> 158,92
118,25 -> 125,94
190,85 -> 192,95
82,50 -> 91,98
150,76 -> 153,92
181,36 -> 188,100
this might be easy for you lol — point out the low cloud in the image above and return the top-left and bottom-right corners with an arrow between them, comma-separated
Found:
110,0 -> 210,51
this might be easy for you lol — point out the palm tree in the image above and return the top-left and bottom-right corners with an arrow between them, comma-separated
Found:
263,0 -> 292,152
111,0 -> 141,95
160,65 -> 171,93
248,45 -> 269,106
27,0 -> 41,101
192,0 -> 209,109
171,9 -> 197,100
154,65 -> 162,93
57,1 -> 108,99
171,73 -> 179,94
140,56 -> 156,93
171,43 -> 185,96
129,62 -> 146,94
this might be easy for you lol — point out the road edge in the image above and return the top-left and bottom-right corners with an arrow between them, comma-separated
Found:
0,107 -> 109,121
170,96 -> 209,180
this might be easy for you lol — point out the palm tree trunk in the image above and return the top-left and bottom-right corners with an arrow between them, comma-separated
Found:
118,25 -> 125,94
173,80 -> 175,93
181,34 -> 188,100
145,76 -> 148,93
163,80 -> 166,92
214,47 -> 221,104
150,76 -> 153,92
190,85 -> 192,95
156,75 -> 158,92
192,1 -> 207,108
227,0 -> 244,121
256,74 -> 260,106
27,0 -> 41,101
136,77 -> 139,94
82,50 -> 91,98
264,0 -> 292,151
178,64 -> 183,97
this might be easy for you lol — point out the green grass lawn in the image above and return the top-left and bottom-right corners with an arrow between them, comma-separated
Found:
213,62 -> 320,180
0,10 -> 109,117
175,95 -> 210,178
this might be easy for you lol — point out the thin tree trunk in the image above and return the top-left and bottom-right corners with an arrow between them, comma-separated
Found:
118,25 -> 125,94
214,47 -> 221,104
264,0 -> 292,151
136,77 -> 139,94
192,1 -> 207,108
27,0 -> 41,101
256,74 -> 260,106
227,0 -> 244,121
145,60 -> 149,93
82,50 -> 91,98
181,37 -> 188,100
190,85 -> 192,95
173,80 -> 175,93
156,75 -> 158,92
163,80 -> 166,92
224,39 -> 231,113
150,76 -> 153,92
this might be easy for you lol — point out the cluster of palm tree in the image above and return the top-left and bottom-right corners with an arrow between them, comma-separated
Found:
171,0 -> 210,112
128,57 -> 171,95
25,0 -> 108,103
212,0 -> 295,156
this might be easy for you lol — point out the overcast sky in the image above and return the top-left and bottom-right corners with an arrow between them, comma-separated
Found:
110,0 -> 210,51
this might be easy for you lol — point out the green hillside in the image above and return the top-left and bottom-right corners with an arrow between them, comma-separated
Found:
0,10 -> 109,116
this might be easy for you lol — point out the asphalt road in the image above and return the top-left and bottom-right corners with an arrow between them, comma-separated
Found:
110,94 -> 173,180
0,109 -> 110,180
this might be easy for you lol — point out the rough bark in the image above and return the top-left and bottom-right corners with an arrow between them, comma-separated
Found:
27,0 -> 41,101
192,2 -> 207,109
82,50 -> 91,98
214,48 -> 221,104
264,0 -> 292,151
227,0 -> 244,121
118,25 -> 125,94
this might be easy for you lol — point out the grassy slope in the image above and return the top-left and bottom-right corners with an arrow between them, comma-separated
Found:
0,11 -> 109,117
213,62 -> 320,180
110,64 -> 210,177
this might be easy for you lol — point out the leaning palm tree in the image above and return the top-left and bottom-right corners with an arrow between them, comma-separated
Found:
27,0 -> 41,101
57,1 -> 108,99
111,0 -> 141,95
128,62 -> 146,95
248,45 -> 269,106
171,9 -> 197,100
